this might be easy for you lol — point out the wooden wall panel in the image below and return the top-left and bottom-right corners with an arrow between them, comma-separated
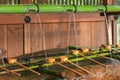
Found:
30,23 -> 43,53
24,23 -> 31,54
0,25 -> 7,57
91,21 -> 106,47
42,23 -> 58,50
7,25 -> 23,58
57,23 -> 69,48
77,22 -> 92,47
0,12 -> 116,58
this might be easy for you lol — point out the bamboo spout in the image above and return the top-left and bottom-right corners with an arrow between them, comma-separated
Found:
0,67 -> 20,76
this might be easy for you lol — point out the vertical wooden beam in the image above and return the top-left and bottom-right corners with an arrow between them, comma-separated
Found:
24,23 -> 31,54
112,20 -> 117,45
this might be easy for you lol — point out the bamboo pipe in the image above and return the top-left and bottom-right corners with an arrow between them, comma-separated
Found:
67,60 -> 96,77
43,53 -> 110,67
54,61 -> 85,77
0,67 -> 21,76
8,58 -> 40,75
78,53 -> 108,67
0,4 -> 120,14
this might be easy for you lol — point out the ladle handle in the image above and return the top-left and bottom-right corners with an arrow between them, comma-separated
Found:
78,53 -> 108,67
15,62 -> 40,75
54,61 -> 85,77
0,67 -> 21,76
67,60 -> 96,77
100,55 -> 119,62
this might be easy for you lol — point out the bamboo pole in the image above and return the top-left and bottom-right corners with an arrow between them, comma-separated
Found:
67,60 -> 96,77
54,61 -> 85,77
0,4 -> 120,13
78,53 -> 108,67
42,53 -> 110,67
0,67 -> 21,76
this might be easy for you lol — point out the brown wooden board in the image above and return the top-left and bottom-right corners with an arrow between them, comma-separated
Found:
30,23 -> 43,53
7,25 -> 23,58
91,21 -> 107,46
0,25 -> 7,57
42,23 -> 58,50
24,23 -> 31,54
77,22 -> 92,47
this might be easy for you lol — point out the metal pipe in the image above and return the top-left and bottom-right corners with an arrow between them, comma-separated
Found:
0,4 -> 120,14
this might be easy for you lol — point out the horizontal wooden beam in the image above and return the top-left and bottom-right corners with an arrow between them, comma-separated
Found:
0,13 -> 105,24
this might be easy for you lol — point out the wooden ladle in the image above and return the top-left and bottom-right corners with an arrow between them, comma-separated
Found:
0,66 -> 20,76
8,58 -> 40,75
47,58 -> 85,77
71,50 -> 108,68
60,56 -> 96,77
